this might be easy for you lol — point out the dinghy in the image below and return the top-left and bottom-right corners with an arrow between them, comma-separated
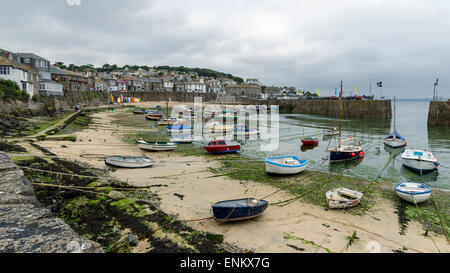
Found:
384,131 -> 406,148
384,97 -> 406,148
204,140 -> 241,154
301,137 -> 319,145
265,156 -> 309,175
234,124 -> 259,136
170,134 -> 193,143
324,128 -> 339,137
326,188 -> 363,209
137,140 -> 177,151
105,156 -> 155,168
166,124 -> 194,134
133,110 -> 145,115
145,114 -> 163,121
395,182 -> 432,204
212,198 -> 269,223
401,149 -> 439,173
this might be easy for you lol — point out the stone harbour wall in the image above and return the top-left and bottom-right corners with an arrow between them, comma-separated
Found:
428,100 -> 450,127
0,152 -> 104,253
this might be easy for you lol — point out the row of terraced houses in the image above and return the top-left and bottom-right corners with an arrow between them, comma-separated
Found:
0,48 -> 296,99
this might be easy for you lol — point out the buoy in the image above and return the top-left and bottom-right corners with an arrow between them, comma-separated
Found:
251,200 -> 258,205
351,153 -> 356,157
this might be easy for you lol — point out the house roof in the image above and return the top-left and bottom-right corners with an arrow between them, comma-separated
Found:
16,53 -> 49,62
0,56 -> 37,73
50,66 -> 86,78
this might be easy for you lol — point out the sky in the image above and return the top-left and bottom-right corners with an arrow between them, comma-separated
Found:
1,0 -> 450,98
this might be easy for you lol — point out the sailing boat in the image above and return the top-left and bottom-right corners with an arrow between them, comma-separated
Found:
384,97 -> 406,148
329,81 -> 365,163
157,100 -> 178,126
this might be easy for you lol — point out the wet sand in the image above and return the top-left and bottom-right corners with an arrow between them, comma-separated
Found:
37,102 -> 449,253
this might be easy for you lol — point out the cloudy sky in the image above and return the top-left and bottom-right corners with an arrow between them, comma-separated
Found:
2,0 -> 450,97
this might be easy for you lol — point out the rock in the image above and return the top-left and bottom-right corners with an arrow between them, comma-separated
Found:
108,190 -> 126,199
0,152 -> 104,253
128,234 -> 138,247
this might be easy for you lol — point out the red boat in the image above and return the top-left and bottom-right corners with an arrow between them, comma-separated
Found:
204,140 -> 241,154
301,137 -> 319,145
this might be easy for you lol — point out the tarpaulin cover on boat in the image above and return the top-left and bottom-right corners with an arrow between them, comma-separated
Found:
384,130 -> 405,141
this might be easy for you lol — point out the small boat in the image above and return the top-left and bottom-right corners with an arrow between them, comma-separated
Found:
137,140 -> 177,151
105,156 -> 155,168
234,124 -> 259,136
301,137 -> 319,145
144,110 -> 163,115
170,134 -> 193,143
384,97 -> 406,148
384,131 -> 406,148
206,122 -> 234,134
157,118 -> 178,126
212,198 -> 269,223
395,182 -> 432,204
166,124 -> 194,134
324,128 -> 339,137
265,156 -> 309,175
401,149 -> 439,173
146,114 -> 163,121
329,82 -> 365,163
132,110 -> 145,115
329,145 -> 365,163
204,140 -> 241,154
215,113 -> 237,121
326,188 -> 363,209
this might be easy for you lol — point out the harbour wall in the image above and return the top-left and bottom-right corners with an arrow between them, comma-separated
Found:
0,90 -> 391,119
428,100 -> 450,127
109,91 -> 392,119
0,152 -> 104,253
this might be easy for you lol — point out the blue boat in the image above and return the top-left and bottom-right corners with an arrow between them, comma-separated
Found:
166,124 -> 194,133
384,130 -> 405,141
212,198 -> 269,223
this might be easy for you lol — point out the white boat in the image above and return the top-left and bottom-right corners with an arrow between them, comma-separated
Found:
170,134 -> 193,143
324,128 -> 339,136
234,124 -> 259,136
384,97 -> 406,148
205,121 -> 234,133
105,156 -> 155,168
265,156 -> 309,175
384,132 -> 406,148
137,140 -> 177,151
395,182 -> 432,204
401,149 -> 439,172
326,188 -> 363,209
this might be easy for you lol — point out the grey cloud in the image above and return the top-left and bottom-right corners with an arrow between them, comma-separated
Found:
1,0 -> 449,98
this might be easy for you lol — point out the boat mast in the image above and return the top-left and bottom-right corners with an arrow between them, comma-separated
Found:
166,99 -> 169,119
339,81 -> 343,148
393,96 -> 396,140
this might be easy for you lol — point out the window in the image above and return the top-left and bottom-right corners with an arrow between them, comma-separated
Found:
24,58 -> 31,63
0,66 -> 10,75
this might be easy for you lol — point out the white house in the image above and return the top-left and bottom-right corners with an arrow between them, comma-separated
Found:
0,56 -> 35,96
185,81 -> 206,93
38,80 -> 64,96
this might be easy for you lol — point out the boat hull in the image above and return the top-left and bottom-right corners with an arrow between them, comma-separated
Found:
326,188 -> 363,209
395,183 -> 432,204
137,141 -> 177,151
212,198 -> 268,223
204,145 -> 241,154
265,156 -> 309,175
301,139 -> 319,145
105,157 -> 154,168
402,159 -> 437,172
329,151 -> 363,163
384,139 -> 406,148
